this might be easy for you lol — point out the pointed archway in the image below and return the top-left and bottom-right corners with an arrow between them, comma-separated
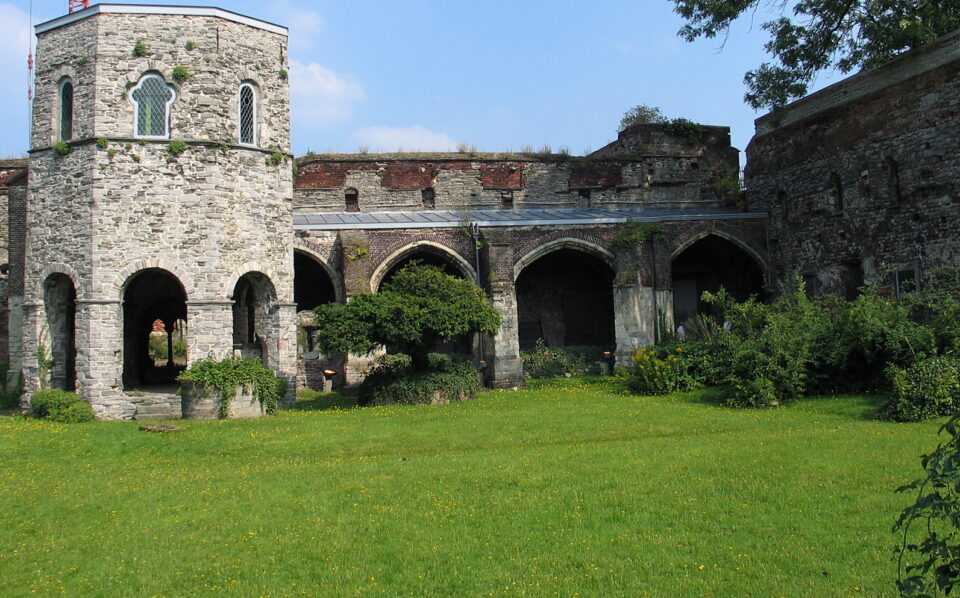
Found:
122,269 -> 187,388
671,234 -> 764,324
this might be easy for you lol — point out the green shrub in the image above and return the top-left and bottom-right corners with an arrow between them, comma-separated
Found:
52,141 -> 71,157
178,357 -> 286,415
31,389 -> 94,423
358,353 -> 480,406
132,40 -> 150,57
520,342 -> 610,378
168,140 -> 187,156
879,356 -> 960,422
171,65 -> 190,83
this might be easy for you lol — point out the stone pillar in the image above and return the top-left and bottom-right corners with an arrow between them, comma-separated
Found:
613,284 -> 654,365
186,301 -> 235,363
6,295 -> 23,394
484,230 -> 523,388
273,302 -> 299,405
18,301 -> 42,407
489,282 -> 523,388
79,299 -> 128,419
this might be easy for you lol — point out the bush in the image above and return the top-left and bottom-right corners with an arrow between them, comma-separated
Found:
879,356 -> 960,422
627,345 -> 702,395
520,341 -> 611,378
178,357 -> 286,414
358,353 -> 480,406
31,389 -> 94,423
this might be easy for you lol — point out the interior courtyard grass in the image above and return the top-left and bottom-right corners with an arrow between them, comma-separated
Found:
0,378 -> 941,597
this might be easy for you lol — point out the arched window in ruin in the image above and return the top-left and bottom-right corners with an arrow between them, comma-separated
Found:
831,172 -> 844,211
59,79 -> 74,141
671,234 -> 764,325
238,82 -> 257,146
421,188 -> 435,209
515,248 -> 615,350
232,272 -> 278,366
294,251 -> 338,312
130,73 -> 175,139
122,268 -> 187,388
43,273 -> 76,391
345,188 -> 359,212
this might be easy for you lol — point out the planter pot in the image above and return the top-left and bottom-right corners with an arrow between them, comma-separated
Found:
180,382 -> 264,420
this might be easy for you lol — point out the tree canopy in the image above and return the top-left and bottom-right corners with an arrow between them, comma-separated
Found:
313,263 -> 501,370
673,0 -> 960,111
618,104 -> 667,130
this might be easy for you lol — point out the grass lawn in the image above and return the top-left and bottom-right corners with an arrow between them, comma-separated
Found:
0,378 -> 942,597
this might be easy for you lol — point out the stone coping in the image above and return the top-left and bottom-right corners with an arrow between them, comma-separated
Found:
36,4 -> 287,36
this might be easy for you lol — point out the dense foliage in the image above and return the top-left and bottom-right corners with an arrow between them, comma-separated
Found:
314,264 -> 501,371
673,0 -> 960,110
178,357 -> 286,415
358,353 -> 480,406
626,271 -> 960,417
30,389 -> 94,423
895,416 -> 960,596
520,342 -> 612,378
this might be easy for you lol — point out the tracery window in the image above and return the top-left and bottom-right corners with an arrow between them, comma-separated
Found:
131,74 -> 175,139
59,79 -> 74,141
239,83 -> 256,146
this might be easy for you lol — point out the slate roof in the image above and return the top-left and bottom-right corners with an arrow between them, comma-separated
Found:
293,207 -> 767,231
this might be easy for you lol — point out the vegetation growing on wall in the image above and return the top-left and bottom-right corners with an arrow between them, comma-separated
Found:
178,357 -> 286,415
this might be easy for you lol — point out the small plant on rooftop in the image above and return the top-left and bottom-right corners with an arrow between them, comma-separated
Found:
267,152 -> 285,166
52,141 -> 71,157
96,137 -> 108,149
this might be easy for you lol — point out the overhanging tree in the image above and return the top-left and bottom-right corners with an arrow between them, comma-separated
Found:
313,263 -> 501,371
673,0 -> 960,111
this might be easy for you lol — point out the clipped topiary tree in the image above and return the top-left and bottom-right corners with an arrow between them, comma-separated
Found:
313,263 -> 501,372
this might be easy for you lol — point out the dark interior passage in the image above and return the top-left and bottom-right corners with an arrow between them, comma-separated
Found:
123,269 -> 187,388
294,251 -> 337,312
44,273 -> 76,391
672,235 -> 764,324
379,249 -> 467,289
516,248 -> 615,350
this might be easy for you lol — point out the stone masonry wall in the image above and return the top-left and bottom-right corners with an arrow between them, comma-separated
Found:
24,9 -> 295,417
746,30 -> 960,293
294,126 -> 740,213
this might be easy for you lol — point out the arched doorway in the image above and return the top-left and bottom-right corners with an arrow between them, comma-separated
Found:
515,248 -> 615,350
122,269 -> 187,388
294,251 -> 337,312
232,272 -> 278,365
43,273 -> 76,390
671,234 -> 764,324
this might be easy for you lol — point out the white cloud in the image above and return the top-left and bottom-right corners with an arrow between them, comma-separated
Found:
289,59 -> 365,127
267,1 -> 323,52
352,126 -> 459,152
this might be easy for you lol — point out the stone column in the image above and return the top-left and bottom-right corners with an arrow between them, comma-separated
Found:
186,301 -> 235,363
6,295 -> 23,394
484,230 -> 523,388
78,299 -> 128,419
489,282 -> 523,388
18,301 -> 42,406
273,302 -> 299,405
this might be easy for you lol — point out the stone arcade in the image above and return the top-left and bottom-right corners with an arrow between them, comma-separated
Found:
4,4 -> 957,419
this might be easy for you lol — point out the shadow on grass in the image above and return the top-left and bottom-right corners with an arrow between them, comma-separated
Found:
288,388 -> 361,412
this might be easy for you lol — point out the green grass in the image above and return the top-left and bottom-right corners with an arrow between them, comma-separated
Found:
0,378 -> 941,597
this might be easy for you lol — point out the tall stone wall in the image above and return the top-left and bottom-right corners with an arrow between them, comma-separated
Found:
745,30 -> 960,294
294,125 -> 740,213
22,7 -> 295,418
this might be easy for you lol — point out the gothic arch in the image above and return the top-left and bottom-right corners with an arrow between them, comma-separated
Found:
293,242 -> 345,303
370,241 -> 477,292
671,228 -> 768,280
513,237 -> 615,282
113,259 -> 194,300
221,261 -> 283,301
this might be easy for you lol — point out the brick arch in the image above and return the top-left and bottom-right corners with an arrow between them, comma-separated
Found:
112,259 -> 194,299
370,240 -> 478,292
671,226 -> 768,277
513,237 -> 616,282
294,241 -> 345,303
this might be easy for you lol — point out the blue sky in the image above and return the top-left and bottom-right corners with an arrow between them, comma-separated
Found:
0,1 -> 838,162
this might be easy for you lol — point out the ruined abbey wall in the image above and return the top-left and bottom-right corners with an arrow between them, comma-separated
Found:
746,30 -> 960,295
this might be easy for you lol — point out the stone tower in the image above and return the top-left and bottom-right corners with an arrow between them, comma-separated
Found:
16,4 -> 296,418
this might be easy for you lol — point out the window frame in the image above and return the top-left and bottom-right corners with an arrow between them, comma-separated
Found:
59,78 -> 74,141
130,73 -> 176,140
238,82 -> 257,147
